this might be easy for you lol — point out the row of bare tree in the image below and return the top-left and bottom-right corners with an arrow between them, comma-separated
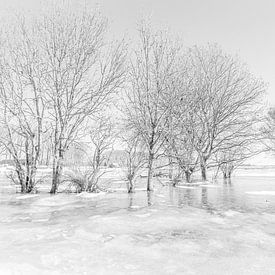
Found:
123,23 -> 266,191
0,7 -> 269,194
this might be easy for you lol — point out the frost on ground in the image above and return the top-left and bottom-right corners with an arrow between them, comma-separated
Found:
0,175 -> 275,275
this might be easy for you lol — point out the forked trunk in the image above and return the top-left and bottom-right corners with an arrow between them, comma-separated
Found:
223,171 -> 232,179
127,174 -> 134,193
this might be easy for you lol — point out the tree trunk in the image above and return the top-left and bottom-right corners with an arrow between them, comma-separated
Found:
126,173 -> 134,193
147,152 -> 154,192
185,170 -> 191,183
223,170 -> 232,179
200,157 -> 207,181
168,157 -> 173,179
20,178 -> 26,193
26,167 -> 37,193
201,165 -> 206,181
128,179 -> 134,193
15,166 -> 26,193
223,171 -> 227,179
50,149 -> 64,194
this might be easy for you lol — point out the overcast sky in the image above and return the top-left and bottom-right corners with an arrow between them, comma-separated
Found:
0,0 -> 274,106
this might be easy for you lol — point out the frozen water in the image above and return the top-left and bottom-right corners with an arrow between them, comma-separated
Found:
0,170 -> 275,274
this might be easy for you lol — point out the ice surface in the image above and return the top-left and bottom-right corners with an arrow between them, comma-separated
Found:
0,171 -> 275,274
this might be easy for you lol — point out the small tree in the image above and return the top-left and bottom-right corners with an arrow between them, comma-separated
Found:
215,147 -> 250,179
165,135 -> 198,183
65,116 -> 115,192
33,7 -> 126,193
120,135 -> 146,193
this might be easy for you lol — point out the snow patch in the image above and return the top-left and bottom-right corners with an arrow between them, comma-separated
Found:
192,181 -> 212,185
200,185 -> 221,188
130,205 -> 141,209
110,188 -> 127,192
176,186 -> 197,189
134,188 -> 148,191
16,194 -> 39,200
246,191 -> 275,196
223,210 -> 240,217
135,213 -> 151,218
76,192 -> 106,198
33,197 -> 75,206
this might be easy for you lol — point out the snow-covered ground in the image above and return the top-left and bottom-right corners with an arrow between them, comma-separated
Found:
0,168 -> 275,274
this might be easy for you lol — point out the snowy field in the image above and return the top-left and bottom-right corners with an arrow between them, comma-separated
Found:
0,168 -> 275,274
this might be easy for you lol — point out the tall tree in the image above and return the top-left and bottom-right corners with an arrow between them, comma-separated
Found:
34,7 -> 126,193
125,22 -> 181,191
0,19 -> 46,192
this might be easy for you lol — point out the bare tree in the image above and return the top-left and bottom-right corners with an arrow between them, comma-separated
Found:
125,22 -> 181,191
214,145 -> 258,180
182,44 -> 265,181
32,7 -> 126,193
164,131 -> 198,183
0,19 -> 46,193
261,108 -> 275,153
120,135 -> 146,193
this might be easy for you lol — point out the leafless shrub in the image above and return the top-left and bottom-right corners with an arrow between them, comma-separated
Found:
63,116 -> 115,193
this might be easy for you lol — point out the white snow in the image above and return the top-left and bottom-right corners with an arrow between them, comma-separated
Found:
200,184 -> 222,188
32,196 -> 76,206
246,191 -> 275,196
16,194 -> 39,200
130,205 -> 141,209
176,186 -> 197,189
135,213 -> 151,218
76,192 -> 106,198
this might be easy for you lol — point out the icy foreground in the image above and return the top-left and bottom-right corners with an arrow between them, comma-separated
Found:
0,176 -> 275,274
